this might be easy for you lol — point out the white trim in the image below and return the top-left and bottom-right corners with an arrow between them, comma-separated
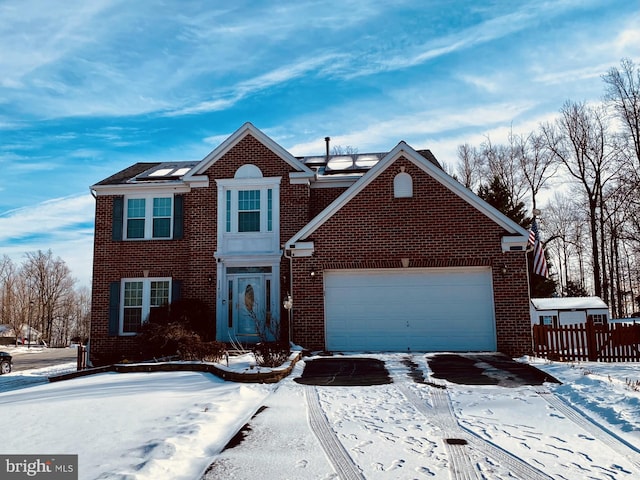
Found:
286,141 -> 530,248
289,171 -> 314,185
123,194 -> 174,240
214,258 -> 281,343
310,175 -> 360,188
501,235 -> 529,252
92,183 -> 192,196
215,177 -> 281,251
120,277 -> 172,336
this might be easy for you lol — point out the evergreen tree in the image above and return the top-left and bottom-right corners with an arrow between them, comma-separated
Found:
477,175 -> 557,297
477,176 -> 530,227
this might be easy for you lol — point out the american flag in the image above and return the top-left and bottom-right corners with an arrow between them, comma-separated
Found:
529,219 -> 548,278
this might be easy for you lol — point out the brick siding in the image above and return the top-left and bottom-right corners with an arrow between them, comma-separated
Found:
90,138 -> 531,365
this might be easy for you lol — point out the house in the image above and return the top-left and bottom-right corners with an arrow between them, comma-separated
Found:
89,122 -> 532,365
530,297 -> 609,327
0,324 -> 43,345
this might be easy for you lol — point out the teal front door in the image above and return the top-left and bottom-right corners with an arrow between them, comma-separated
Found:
227,273 -> 275,343
234,275 -> 262,339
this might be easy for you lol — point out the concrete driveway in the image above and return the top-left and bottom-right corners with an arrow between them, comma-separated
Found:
293,352 -> 558,387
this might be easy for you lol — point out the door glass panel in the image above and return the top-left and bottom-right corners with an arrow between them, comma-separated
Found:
237,276 -> 262,335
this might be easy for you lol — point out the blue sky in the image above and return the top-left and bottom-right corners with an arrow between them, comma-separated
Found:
1,0 -> 639,287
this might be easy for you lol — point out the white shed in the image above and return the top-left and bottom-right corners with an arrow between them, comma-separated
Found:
530,297 -> 609,326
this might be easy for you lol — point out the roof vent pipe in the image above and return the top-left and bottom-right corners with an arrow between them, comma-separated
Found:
325,137 -> 330,158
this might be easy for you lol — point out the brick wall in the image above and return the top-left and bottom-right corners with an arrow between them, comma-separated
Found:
90,141 -> 532,364
90,133 -> 314,365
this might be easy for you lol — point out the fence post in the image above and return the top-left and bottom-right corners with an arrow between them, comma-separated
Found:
585,319 -> 597,361
77,345 -> 87,371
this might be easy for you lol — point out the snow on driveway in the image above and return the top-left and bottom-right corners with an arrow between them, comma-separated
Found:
1,352 -> 639,479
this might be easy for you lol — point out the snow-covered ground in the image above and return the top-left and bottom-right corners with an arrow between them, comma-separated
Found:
0,350 -> 639,480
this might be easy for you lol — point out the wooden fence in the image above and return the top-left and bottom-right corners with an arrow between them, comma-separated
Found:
533,321 -> 640,362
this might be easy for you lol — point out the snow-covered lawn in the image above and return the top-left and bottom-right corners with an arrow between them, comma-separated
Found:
1,351 -> 639,479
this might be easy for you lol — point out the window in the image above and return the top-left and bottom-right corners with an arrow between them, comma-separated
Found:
394,171 -> 413,198
121,278 -> 171,334
127,199 -> 146,238
238,190 -> 261,232
540,315 -> 557,327
125,196 -> 173,239
591,314 -> 606,325
152,198 -> 172,238
224,188 -> 274,233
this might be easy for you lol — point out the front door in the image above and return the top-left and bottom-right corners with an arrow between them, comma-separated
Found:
227,272 -> 274,343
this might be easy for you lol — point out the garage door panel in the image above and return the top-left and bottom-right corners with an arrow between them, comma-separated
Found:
325,268 -> 496,352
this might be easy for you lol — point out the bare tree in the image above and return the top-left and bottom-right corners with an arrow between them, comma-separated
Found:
541,101 -> 618,299
22,250 -> 75,342
477,134 -> 529,208
517,131 -> 558,212
330,145 -> 358,155
455,143 -> 482,190
603,58 -> 640,169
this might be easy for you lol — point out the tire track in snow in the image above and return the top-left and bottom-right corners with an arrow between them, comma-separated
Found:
305,385 -> 366,480
539,391 -> 640,472
394,358 -> 553,480
394,381 -> 479,479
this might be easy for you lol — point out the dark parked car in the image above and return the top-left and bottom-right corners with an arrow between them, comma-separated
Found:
0,351 -> 12,374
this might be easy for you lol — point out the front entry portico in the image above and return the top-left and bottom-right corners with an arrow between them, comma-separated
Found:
216,265 -> 280,344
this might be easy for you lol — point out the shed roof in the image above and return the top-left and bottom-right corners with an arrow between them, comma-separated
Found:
531,297 -> 608,310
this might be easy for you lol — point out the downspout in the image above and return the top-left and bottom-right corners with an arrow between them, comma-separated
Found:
283,247 -> 294,345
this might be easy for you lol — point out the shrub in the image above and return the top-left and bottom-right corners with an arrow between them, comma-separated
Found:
148,298 -> 214,341
137,321 -> 195,360
253,342 -> 290,368
178,338 -> 227,362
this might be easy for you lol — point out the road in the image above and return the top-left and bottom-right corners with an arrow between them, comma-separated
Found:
9,347 -> 78,371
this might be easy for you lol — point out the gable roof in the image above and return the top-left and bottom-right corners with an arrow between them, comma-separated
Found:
286,141 -> 529,247
531,297 -> 609,311
184,122 -> 315,179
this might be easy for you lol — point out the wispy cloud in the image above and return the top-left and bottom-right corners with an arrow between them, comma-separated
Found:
166,54 -> 343,116
0,194 -> 94,242
288,101 -> 537,156
0,194 -> 95,285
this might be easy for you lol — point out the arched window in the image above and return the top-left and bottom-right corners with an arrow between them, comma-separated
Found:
394,172 -> 413,198
234,164 -> 263,179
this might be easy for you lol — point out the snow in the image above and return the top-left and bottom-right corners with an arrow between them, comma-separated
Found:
531,296 -> 608,310
1,351 -> 639,480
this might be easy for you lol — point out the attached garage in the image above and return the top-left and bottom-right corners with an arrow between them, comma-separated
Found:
324,267 -> 496,352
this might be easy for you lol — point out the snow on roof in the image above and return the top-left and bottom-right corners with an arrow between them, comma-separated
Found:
531,296 -> 608,310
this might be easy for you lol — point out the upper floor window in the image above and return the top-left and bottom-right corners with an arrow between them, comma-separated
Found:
224,188 -> 273,233
216,167 -> 281,253
125,196 -> 173,239
238,190 -> 261,232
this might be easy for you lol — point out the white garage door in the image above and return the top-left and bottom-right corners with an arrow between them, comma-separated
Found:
324,267 -> 496,352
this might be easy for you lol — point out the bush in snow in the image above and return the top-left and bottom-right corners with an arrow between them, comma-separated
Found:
252,341 -> 290,368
